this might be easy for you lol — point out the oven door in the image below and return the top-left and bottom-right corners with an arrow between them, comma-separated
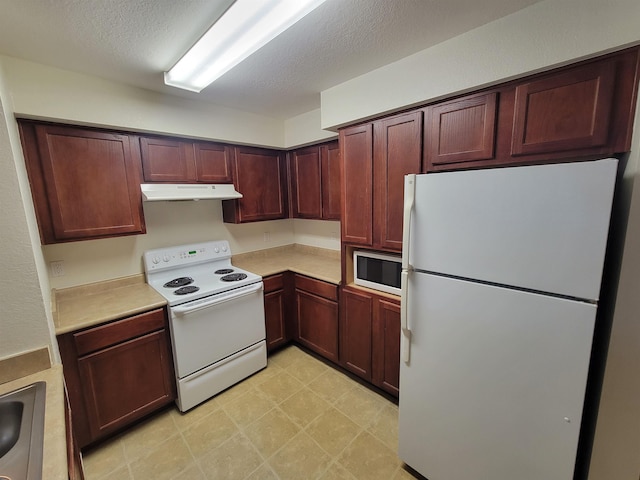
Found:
169,281 -> 265,379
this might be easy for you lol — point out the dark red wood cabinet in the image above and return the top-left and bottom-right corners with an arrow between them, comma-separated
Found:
340,286 -> 400,396
340,111 -> 422,252
58,308 -> 176,448
294,274 -> 339,362
223,146 -> 288,223
19,121 -> 146,244
264,273 -> 291,351
139,136 -> 233,184
289,140 -> 340,220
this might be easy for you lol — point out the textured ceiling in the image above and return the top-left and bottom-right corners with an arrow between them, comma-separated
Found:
0,0 -> 543,119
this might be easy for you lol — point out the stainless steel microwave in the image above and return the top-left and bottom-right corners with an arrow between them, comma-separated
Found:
353,250 -> 402,295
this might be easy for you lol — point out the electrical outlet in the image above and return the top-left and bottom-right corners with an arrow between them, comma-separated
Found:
263,231 -> 270,242
51,260 -> 65,277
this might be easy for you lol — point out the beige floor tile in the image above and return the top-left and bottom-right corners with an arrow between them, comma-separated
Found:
245,463 -> 280,480
245,407 -> 301,458
129,434 -> 195,480
268,431 -> 332,480
198,433 -> 263,480
121,410 -> 179,462
307,368 -> 357,404
305,407 -> 362,457
269,345 -> 309,368
393,465 -> 422,479
284,354 -> 329,384
177,462 -> 208,479
82,435 -> 126,480
279,387 -> 331,427
222,389 -> 276,428
337,431 -> 401,480
215,375 -> 258,406
319,462 -> 358,480
182,408 -> 240,458
170,397 -> 220,431
334,385 -> 388,428
367,403 -> 399,451
256,370 -> 305,404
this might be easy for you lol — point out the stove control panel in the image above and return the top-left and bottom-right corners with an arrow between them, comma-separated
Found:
144,240 -> 232,271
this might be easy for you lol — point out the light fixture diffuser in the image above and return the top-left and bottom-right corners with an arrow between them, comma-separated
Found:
165,0 -> 327,92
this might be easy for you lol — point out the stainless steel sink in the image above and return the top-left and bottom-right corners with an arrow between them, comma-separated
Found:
0,382 -> 46,480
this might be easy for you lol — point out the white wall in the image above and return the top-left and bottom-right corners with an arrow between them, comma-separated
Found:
321,0 -> 640,129
284,109 -> 337,148
0,62 -> 55,361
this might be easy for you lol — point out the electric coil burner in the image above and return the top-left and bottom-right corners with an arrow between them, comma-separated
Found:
221,273 -> 248,282
143,240 -> 266,412
214,268 -> 234,275
164,277 -> 194,288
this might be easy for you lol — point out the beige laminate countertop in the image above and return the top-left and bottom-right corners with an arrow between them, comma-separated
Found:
53,274 -> 167,335
232,244 -> 341,284
0,363 -> 67,480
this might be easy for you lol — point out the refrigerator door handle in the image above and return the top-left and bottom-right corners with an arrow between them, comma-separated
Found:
401,269 -> 412,363
402,174 -> 416,271
401,174 -> 416,364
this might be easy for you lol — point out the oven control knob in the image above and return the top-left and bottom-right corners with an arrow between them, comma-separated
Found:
152,256 -> 160,264
163,255 -> 170,262
214,247 -> 220,253
222,245 -> 228,252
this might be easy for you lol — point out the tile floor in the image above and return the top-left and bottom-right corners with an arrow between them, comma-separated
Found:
82,345 -> 420,480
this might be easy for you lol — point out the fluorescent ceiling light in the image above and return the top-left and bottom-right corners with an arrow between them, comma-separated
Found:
165,0 -> 327,92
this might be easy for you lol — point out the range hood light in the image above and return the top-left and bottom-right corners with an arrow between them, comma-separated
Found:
141,184 -> 242,201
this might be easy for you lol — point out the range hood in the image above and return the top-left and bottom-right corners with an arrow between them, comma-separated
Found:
141,183 -> 242,201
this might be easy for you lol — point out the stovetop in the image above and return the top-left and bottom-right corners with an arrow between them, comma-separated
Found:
143,241 -> 262,306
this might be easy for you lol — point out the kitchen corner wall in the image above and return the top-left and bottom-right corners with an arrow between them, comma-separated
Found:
0,61 -> 56,361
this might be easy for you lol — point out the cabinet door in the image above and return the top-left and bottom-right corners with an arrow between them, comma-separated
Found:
296,290 -> 339,362
290,146 -> 322,218
321,141 -> 341,220
26,124 -> 145,243
140,136 -> 196,182
265,289 -> 287,351
194,141 -> 233,183
222,147 -> 288,223
340,124 -> 373,245
373,111 -> 422,251
424,92 -> 497,168
511,61 -> 616,156
340,288 -> 373,381
373,298 -> 400,396
77,329 -> 175,442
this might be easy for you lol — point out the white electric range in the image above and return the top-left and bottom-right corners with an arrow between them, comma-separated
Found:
144,240 -> 266,411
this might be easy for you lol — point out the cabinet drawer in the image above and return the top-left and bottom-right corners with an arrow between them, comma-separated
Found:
294,274 -> 338,301
73,308 -> 166,356
263,274 -> 285,293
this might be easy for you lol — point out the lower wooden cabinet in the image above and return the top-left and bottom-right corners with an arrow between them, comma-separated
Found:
58,308 -> 176,448
294,274 -> 339,362
263,273 -> 291,351
340,286 -> 401,396
64,386 -> 85,480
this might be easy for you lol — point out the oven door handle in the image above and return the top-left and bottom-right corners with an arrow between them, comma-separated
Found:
172,282 -> 263,316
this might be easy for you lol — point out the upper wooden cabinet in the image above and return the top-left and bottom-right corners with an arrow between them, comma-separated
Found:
340,111 -> 422,251
340,124 -> 373,245
222,146 -> 288,223
373,111 -> 423,250
19,121 -> 146,244
426,47 -> 640,171
289,140 -> 340,220
424,92 -> 498,168
511,60 -> 616,156
321,141 -> 341,220
139,135 -> 233,183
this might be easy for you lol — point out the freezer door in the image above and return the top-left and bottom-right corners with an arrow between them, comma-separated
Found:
398,273 -> 596,480
408,158 -> 617,300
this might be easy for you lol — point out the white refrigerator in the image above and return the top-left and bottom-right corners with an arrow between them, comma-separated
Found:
398,158 -> 618,480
